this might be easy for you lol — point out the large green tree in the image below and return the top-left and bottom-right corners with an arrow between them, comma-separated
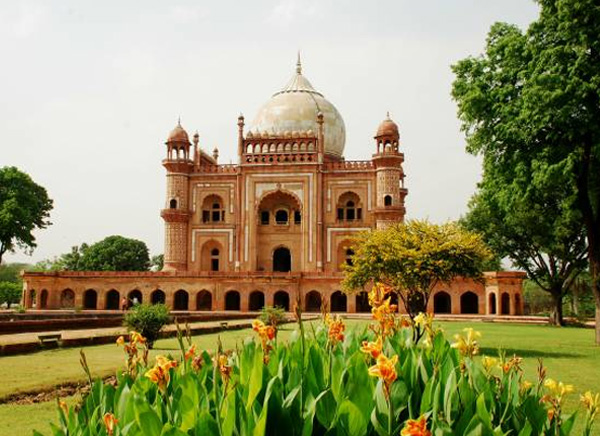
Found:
0,167 -> 53,264
342,220 -> 491,319
461,157 -> 588,325
452,0 -> 600,343
78,236 -> 150,271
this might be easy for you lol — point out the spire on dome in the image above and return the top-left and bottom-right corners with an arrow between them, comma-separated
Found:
296,51 -> 302,75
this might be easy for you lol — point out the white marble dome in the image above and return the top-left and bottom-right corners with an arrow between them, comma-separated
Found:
250,59 -> 346,159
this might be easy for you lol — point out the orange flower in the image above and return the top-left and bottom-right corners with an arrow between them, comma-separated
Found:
116,336 -> 125,346
58,399 -> 68,416
368,353 -> 398,386
360,336 -> 383,359
130,331 -> 146,345
327,315 -> 345,346
145,364 -> 169,391
252,319 -> 265,332
155,355 -> 178,371
185,344 -> 197,361
401,415 -> 431,436
265,325 -> 276,341
103,413 -> 118,436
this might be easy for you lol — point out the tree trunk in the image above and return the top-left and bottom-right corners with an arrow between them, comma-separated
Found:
590,254 -> 600,344
550,291 -> 564,326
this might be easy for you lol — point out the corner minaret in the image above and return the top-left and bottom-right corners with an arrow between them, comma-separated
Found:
372,113 -> 407,228
161,120 -> 193,271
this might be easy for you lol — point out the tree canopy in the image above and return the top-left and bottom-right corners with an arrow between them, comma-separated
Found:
452,0 -> 600,342
0,167 -> 53,264
342,220 -> 491,319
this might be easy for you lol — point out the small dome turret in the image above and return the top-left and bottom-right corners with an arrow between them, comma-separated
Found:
375,113 -> 399,139
167,119 -> 190,144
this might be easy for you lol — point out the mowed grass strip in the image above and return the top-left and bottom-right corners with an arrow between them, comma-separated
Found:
1,320 -> 599,436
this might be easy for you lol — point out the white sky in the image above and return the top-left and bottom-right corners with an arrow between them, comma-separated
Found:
1,0 -> 540,264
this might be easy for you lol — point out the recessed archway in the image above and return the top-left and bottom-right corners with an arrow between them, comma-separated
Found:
128,290 -> 143,307
174,289 -> 189,310
501,292 -> 510,315
28,289 -> 36,308
225,290 -> 240,310
460,291 -> 479,314
40,289 -> 48,309
331,291 -> 347,312
151,289 -> 166,305
305,291 -> 322,312
274,290 -> 290,311
249,291 -> 265,311
356,291 -> 371,313
514,294 -> 521,315
83,289 -> 97,310
433,291 -> 451,314
60,289 -> 75,308
488,293 -> 497,315
105,289 -> 120,310
196,290 -> 212,311
273,247 -> 291,272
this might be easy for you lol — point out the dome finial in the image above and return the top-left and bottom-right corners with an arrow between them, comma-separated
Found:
296,51 -> 302,75
386,111 -> 390,120
177,116 -> 181,126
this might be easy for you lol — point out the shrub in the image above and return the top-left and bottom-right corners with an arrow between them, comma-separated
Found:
44,287 -> 598,436
123,303 -> 170,348
258,305 -> 286,327
0,281 -> 22,306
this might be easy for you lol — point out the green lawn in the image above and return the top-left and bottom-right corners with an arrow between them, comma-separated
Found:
1,320 -> 599,436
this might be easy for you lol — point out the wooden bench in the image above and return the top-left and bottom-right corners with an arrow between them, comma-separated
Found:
38,333 -> 62,345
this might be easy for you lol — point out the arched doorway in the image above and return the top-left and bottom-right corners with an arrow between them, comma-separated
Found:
305,291 -> 321,312
488,293 -> 497,315
128,290 -> 143,308
433,291 -> 451,314
274,290 -> 290,311
249,291 -> 265,311
460,291 -> 479,314
356,291 -> 371,313
105,290 -> 120,310
273,247 -> 291,272
331,291 -> 347,312
174,290 -> 189,310
40,289 -> 48,309
60,289 -> 75,308
83,289 -> 97,310
29,289 -> 36,308
501,292 -> 510,315
196,290 -> 212,311
225,290 -> 240,310
151,289 -> 166,305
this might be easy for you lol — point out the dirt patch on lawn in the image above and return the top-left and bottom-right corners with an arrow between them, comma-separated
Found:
0,376 -> 116,405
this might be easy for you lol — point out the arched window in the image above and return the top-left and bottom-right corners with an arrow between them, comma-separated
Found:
202,195 -> 225,223
384,195 -> 392,207
260,210 -> 270,225
211,248 -> 220,271
337,192 -> 362,222
345,249 -> 354,266
169,199 -> 177,209
294,210 -> 301,224
151,289 -> 166,305
273,247 -> 291,272
275,209 -> 289,225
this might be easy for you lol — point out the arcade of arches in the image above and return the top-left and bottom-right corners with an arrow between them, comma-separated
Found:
20,272 -> 525,315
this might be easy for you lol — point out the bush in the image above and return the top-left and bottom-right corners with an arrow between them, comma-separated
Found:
0,281 -> 22,306
259,305 -> 286,327
44,288 -> 597,435
123,303 -> 170,348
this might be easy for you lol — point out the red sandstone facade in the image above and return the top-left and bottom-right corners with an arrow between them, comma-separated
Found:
22,58 -> 525,315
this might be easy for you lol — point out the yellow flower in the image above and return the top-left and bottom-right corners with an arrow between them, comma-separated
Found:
544,378 -> 574,399
103,413 -> 118,436
116,336 -> 125,346
451,328 -> 481,358
413,312 -> 427,328
218,354 -> 232,380
368,283 -> 392,307
368,353 -> 398,386
581,391 -> 600,420
58,399 -> 68,416
145,365 -> 169,391
482,356 -> 497,372
360,336 -> 383,359
252,319 -> 265,332
401,415 -> 432,436
155,355 -> 178,371
130,331 -> 146,345
520,380 -> 533,392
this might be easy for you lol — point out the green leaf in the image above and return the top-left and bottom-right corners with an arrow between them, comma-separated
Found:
338,400 -> 368,436
133,396 -> 163,436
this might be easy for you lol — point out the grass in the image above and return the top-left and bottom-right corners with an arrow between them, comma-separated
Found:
1,320 -> 599,435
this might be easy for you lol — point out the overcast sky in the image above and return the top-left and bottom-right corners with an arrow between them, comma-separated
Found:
1,0 -> 540,264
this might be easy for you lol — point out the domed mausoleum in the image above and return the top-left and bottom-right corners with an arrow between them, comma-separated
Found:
22,58 -> 525,316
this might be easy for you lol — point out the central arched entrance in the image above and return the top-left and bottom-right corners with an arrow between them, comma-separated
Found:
433,291 -> 451,314
105,290 -> 120,310
83,289 -> 97,310
174,290 -> 189,310
460,291 -> 479,314
273,247 -> 291,272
